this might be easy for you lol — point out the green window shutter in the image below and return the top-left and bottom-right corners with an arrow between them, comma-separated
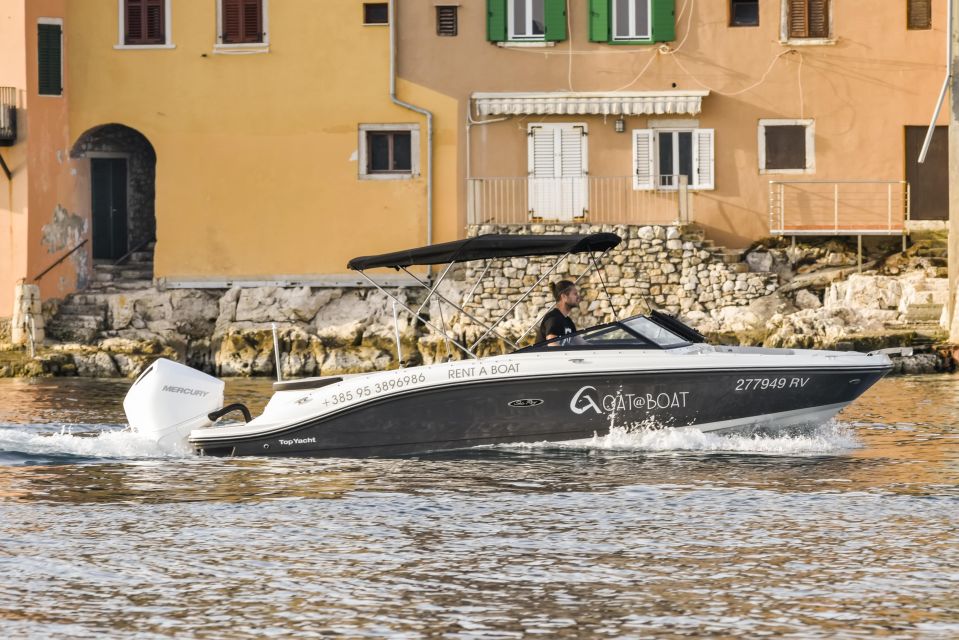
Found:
37,23 -> 62,96
487,0 -> 507,42
588,0 -> 610,42
544,0 -> 567,41
650,0 -> 675,43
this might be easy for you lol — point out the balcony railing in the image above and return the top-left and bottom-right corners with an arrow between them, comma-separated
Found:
769,180 -> 910,236
467,175 -> 690,226
0,87 -> 16,146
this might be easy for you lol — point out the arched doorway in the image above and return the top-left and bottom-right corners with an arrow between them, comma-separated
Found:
71,124 -> 156,261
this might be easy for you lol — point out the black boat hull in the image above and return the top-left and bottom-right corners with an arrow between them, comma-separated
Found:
192,365 -> 890,457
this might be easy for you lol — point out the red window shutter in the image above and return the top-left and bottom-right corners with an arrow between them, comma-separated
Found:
125,0 -> 144,44
223,0 -> 262,43
145,0 -> 165,43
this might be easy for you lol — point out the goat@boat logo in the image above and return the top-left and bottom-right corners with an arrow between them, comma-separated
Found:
508,398 -> 544,408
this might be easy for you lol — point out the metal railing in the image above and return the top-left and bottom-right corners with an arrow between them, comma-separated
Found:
467,175 -> 690,226
769,180 -> 910,236
0,87 -> 16,146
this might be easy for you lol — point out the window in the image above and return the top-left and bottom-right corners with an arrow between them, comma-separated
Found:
908,0 -> 932,30
117,0 -> 172,48
588,0 -> 675,44
730,0 -> 759,26
359,125 -> 420,180
37,20 -> 62,96
612,0 -> 650,40
758,119 -> 815,173
220,0 -> 264,44
487,0 -> 567,43
436,5 -> 458,36
785,0 -> 830,39
632,127 -> 714,190
363,3 -> 389,25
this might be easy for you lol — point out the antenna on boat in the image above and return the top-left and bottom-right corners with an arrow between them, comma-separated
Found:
271,323 -> 283,382
391,301 -> 404,366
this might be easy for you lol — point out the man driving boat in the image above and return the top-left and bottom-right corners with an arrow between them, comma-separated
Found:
535,280 -> 580,346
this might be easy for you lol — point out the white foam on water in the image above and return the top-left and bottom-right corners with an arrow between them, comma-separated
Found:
0,425 -> 193,460
503,421 -> 861,456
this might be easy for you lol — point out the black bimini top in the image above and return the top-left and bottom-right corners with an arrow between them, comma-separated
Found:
347,233 -> 621,271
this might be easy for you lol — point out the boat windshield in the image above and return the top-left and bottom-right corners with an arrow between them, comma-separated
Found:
522,314 -> 692,351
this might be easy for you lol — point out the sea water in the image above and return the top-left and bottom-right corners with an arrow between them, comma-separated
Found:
0,375 -> 957,638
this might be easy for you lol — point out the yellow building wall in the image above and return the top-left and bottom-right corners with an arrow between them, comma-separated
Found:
0,0 -> 28,318
65,0 -> 442,282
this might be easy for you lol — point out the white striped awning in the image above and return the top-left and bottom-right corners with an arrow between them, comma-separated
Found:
472,91 -> 709,117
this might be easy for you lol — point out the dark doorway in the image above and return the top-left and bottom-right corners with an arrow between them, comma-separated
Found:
905,125 -> 948,221
91,157 -> 129,260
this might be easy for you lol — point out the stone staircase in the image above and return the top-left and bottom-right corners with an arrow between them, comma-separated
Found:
47,244 -> 155,343
681,225 -> 750,271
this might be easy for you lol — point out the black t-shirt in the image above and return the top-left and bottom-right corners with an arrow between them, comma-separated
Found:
535,308 -> 576,344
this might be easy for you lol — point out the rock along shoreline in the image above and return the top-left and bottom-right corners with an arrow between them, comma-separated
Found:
1,227 -> 957,379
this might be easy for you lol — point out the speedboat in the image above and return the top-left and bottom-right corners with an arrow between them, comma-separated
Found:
123,233 -> 893,457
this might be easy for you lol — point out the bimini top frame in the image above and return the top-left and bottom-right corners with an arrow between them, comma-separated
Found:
347,233 -> 624,360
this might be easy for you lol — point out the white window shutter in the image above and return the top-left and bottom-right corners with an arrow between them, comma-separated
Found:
693,128 -> 715,190
559,126 -> 586,177
632,129 -> 654,190
528,125 -> 555,177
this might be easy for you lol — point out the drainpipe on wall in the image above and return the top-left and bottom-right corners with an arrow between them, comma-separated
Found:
389,0 -> 433,251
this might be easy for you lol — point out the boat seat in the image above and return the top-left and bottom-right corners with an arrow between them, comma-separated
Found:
273,376 -> 343,392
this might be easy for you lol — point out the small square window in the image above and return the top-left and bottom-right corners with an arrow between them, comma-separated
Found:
367,131 -> 412,173
730,0 -> 758,26
363,3 -> 389,25
436,6 -> 458,36
759,120 -> 814,173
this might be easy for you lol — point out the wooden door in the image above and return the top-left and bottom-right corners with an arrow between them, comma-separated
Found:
91,158 -> 129,260
905,126 -> 948,221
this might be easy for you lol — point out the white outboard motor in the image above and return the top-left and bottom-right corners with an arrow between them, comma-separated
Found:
124,358 -> 225,451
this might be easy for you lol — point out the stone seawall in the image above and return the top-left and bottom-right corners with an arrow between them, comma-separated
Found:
0,227 -> 955,377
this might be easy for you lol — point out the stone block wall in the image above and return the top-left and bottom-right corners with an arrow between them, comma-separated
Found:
459,224 -> 778,333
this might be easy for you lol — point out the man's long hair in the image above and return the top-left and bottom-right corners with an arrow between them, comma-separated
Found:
551,280 -> 576,301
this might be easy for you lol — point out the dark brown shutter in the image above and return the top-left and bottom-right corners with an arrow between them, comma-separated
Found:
788,0 -> 828,38
125,0 -> 165,45
223,0 -> 263,43
908,0 -> 932,30
436,6 -> 458,36
808,0 -> 828,37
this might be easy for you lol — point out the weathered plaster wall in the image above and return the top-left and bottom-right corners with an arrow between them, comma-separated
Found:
397,0 -> 948,248
24,0 -> 90,302
0,0 -> 28,318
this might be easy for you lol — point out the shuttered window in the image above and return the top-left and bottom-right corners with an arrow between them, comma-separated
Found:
38,22 -> 62,96
787,0 -> 829,39
759,120 -> 815,173
437,6 -> 458,36
125,0 -> 165,45
588,0 -> 675,44
487,0 -> 567,42
222,0 -> 263,44
908,0 -> 932,30
633,128 -> 714,191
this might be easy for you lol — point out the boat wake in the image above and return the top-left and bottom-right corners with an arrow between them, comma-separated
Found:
504,421 -> 860,456
0,424 -> 191,464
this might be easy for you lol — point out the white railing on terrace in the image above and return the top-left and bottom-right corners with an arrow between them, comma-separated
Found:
769,180 -> 910,236
467,175 -> 690,226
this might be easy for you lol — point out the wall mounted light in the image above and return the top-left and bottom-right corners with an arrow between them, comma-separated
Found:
614,118 -> 625,133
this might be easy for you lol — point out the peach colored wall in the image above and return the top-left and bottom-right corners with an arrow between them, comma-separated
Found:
24,0 -> 90,302
398,0 -> 949,248
0,0 -> 28,318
